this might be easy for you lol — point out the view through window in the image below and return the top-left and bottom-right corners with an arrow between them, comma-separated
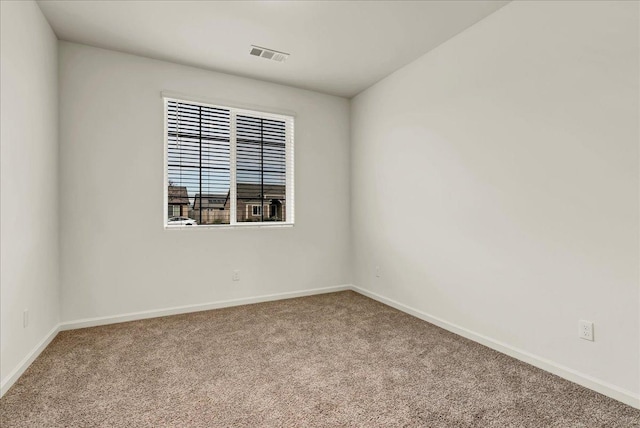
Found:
166,98 -> 293,227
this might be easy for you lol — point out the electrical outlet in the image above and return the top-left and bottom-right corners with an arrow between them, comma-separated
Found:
579,320 -> 594,341
232,270 -> 240,281
23,310 -> 29,328
375,266 -> 380,277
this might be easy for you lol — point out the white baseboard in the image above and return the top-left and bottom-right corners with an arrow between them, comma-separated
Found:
4,284 -> 638,410
1,324 -> 60,397
59,284 -> 352,331
1,285 -> 351,398
351,284 -> 640,410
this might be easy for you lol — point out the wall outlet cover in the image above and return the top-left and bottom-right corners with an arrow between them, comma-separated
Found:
579,320 -> 594,341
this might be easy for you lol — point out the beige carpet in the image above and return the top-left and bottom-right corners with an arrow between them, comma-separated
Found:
1,291 -> 638,427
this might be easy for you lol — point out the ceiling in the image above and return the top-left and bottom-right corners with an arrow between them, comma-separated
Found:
37,0 -> 509,98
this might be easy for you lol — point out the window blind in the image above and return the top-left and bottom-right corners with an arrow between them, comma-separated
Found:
167,100 -> 231,225
165,98 -> 294,227
236,115 -> 287,223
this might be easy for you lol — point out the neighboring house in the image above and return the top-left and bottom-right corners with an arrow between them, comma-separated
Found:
233,183 -> 286,222
192,194 -> 230,224
167,185 -> 190,217
189,184 -> 286,224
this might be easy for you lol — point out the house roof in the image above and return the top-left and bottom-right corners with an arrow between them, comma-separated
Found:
168,186 -> 189,205
237,183 -> 285,201
192,184 -> 285,210
193,194 -> 228,210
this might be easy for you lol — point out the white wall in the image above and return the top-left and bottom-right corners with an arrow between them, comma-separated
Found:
351,0 -> 639,400
58,42 -> 351,322
0,1 -> 60,389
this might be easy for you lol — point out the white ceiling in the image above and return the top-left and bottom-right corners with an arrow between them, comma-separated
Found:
37,0 -> 509,98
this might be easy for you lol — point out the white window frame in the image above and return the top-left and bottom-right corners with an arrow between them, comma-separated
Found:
251,205 -> 262,217
163,94 -> 295,229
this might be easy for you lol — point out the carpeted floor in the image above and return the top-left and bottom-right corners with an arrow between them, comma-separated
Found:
1,291 -> 638,427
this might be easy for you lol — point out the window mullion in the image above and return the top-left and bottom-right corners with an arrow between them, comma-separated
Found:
286,117 -> 294,224
230,111 -> 237,225
260,118 -> 264,223
198,105 -> 203,226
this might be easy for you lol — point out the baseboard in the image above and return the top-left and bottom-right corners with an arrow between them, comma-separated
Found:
59,284 -> 352,331
2,285 -> 351,398
5,284 -> 637,409
350,284 -> 640,409
0,324 -> 60,398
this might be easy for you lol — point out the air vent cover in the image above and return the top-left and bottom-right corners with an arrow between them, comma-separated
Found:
249,45 -> 289,63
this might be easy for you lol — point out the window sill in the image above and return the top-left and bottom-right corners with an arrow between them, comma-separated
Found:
164,222 -> 294,230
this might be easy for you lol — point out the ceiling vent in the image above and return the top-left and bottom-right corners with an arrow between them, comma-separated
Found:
249,45 -> 289,63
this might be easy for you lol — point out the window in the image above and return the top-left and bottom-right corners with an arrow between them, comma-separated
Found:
165,97 -> 294,227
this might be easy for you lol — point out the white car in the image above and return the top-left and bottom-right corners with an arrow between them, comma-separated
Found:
167,216 -> 197,226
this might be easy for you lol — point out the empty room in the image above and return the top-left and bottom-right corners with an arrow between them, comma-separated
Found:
1,0 -> 639,426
